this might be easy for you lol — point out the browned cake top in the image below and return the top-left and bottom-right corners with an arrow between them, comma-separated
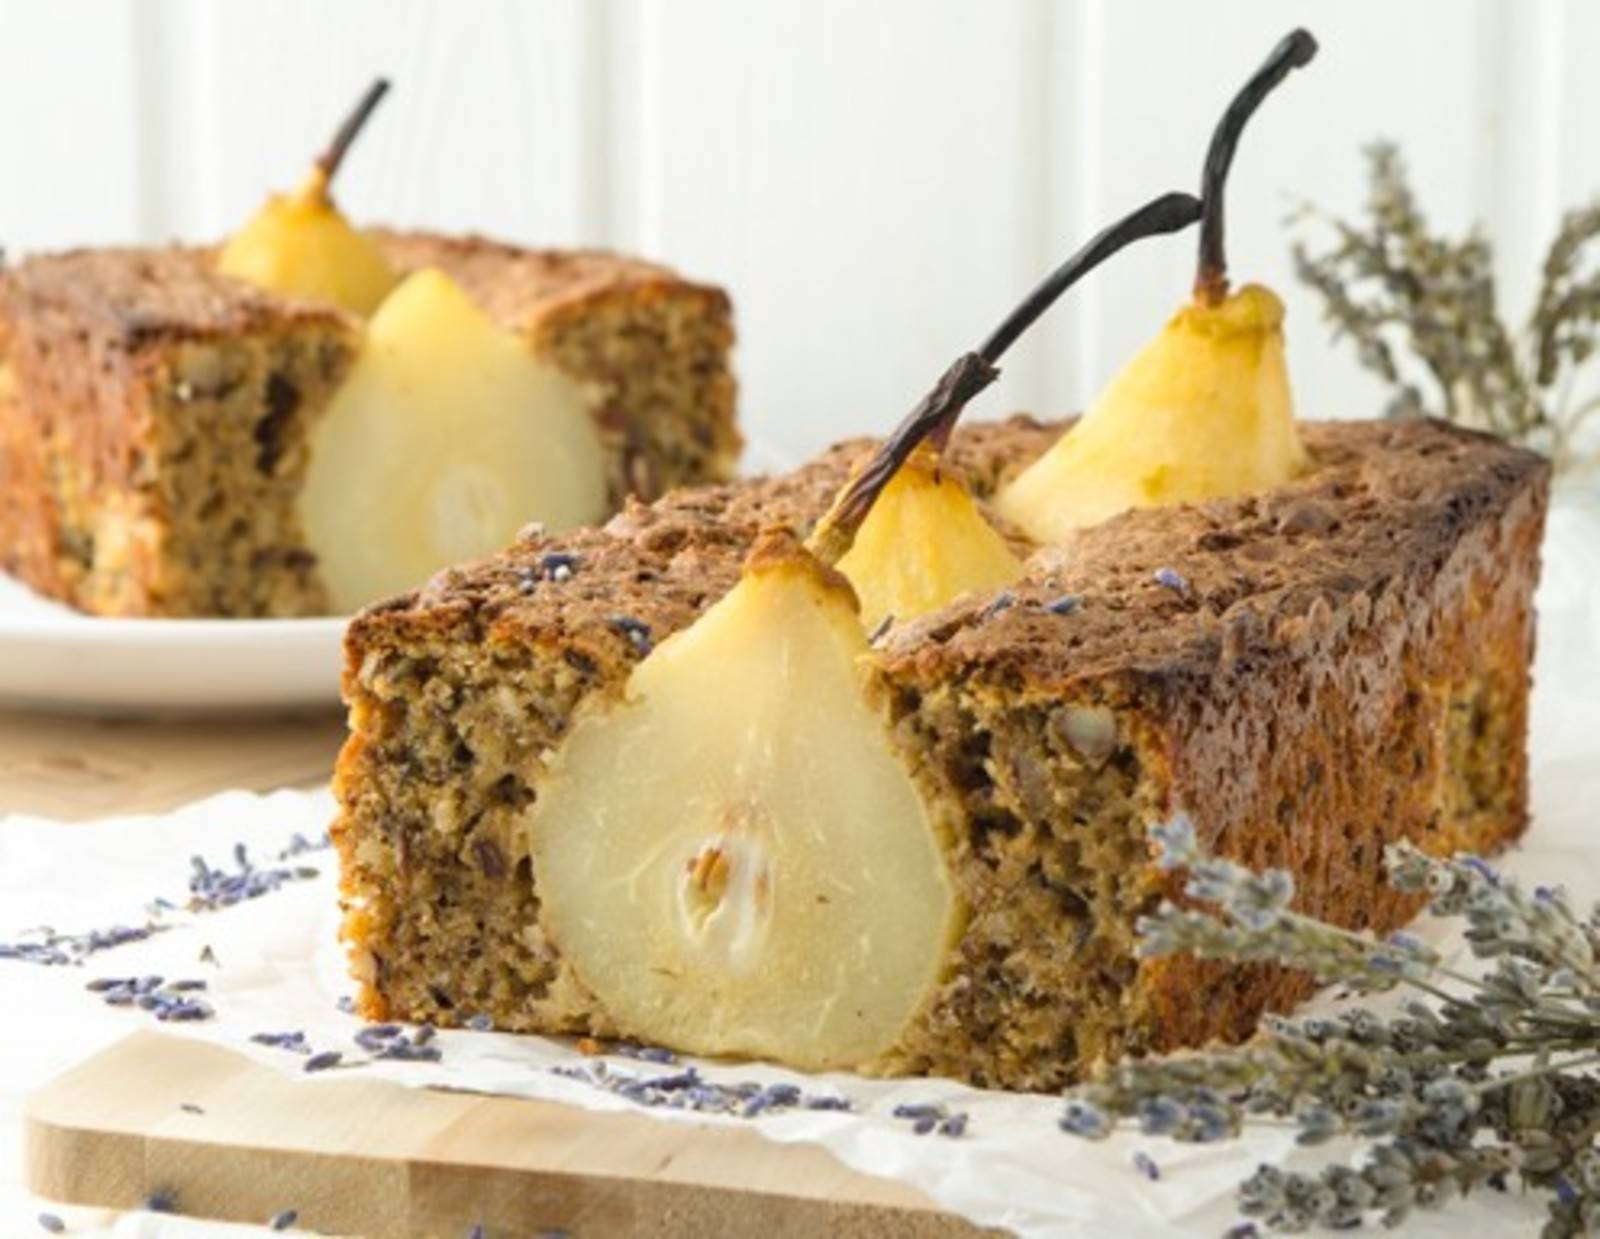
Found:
886,418 -> 1548,700
371,231 -> 729,331
0,231 -> 720,348
352,417 -> 1548,703
0,246 -> 347,347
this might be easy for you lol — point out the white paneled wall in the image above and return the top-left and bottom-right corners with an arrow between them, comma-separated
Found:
2,0 -> 1596,468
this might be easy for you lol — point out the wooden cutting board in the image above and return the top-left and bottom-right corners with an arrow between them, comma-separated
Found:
25,1032 -> 991,1238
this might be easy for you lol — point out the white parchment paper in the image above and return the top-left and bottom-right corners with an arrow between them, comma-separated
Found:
4,498 -> 1599,1238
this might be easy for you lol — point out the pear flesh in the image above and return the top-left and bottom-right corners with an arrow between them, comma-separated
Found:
216,173 -> 399,315
997,283 -> 1309,543
527,549 -> 957,1070
300,268 -> 607,612
835,452 -> 1023,632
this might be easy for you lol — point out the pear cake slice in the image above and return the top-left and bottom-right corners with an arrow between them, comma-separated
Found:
332,414 -> 1548,1090
0,235 -> 736,616
531,535 -> 958,1070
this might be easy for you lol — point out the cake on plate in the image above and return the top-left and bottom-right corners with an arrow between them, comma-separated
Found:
0,80 -> 738,618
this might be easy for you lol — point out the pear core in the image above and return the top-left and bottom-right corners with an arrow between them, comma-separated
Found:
996,283 -> 1309,542
299,268 -> 608,612
526,554 -> 957,1070
835,453 -> 1023,631
216,177 -> 399,315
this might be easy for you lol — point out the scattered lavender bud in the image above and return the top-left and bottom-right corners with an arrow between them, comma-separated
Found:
180,1103 -> 205,1115
37,1214 -> 65,1234
541,552 -> 579,582
912,1115 -> 938,1135
304,1050 -> 343,1073
252,1031 -> 311,1054
1153,566 -> 1189,593
981,591 -> 1016,618
269,1209 -> 298,1231
609,616 -> 653,655
552,1062 -> 850,1117
466,1013 -> 494,1032
1133,1150 -> 1161,1181
143,1187 -> 177,1213
938,1113 -> 969,1138
1,922 -> 165,968
1044,594 -> 1082,616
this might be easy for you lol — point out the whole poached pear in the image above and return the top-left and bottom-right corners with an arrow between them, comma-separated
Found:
996,282 -> 1308,542
1000,28 -> 1319,543
216,80 -> 399,314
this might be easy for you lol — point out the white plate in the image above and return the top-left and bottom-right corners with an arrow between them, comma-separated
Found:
0,574 -> 347,715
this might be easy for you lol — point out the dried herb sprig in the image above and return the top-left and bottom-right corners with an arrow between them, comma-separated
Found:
1294,142 -> 1600,474
1061,818 -> 1600,1236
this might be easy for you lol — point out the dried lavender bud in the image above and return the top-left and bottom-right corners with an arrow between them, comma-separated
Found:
1044,594 -> 1082,616
37,1214 -> 65,1234
304,1050 -> 343,1073
1133,1150 -> 1162,1180
552,1061 -> 852,1117
1153,566 -> 1190,594
608,616 -> 653,656
540,552 -> 579,582
981,591 -> 1016,618
143,1188 -> 178,1214
253,1030 -> 311,1054
269,1208 -> 298,1231
187,843 -> 320,912
2,922 -> 165,968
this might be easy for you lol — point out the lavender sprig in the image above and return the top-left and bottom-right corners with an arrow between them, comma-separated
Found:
1063,820 -> 1600,1236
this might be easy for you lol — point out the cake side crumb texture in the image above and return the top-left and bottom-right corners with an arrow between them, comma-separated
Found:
0,246 -> 354,615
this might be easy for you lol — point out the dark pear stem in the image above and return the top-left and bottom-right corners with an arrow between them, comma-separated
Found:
1194,29 -> 1317,306
980,191 -> 1202,364
315,78 -> 392,189
809,190 -> 1202,565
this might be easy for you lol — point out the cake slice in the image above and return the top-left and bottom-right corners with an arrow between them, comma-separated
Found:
332,414 -> 1547,1091
0,237 -> 736,617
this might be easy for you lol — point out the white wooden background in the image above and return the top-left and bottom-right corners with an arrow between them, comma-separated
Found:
1,0 -> 1597,469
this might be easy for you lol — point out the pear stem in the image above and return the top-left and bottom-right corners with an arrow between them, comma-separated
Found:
312,78 -> 392,196
808,190 -> 1202,566
1194,29 -> 1317,306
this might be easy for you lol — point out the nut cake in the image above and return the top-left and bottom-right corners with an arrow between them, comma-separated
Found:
0,235 -> 737,617
333,416 -> 1547,1091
